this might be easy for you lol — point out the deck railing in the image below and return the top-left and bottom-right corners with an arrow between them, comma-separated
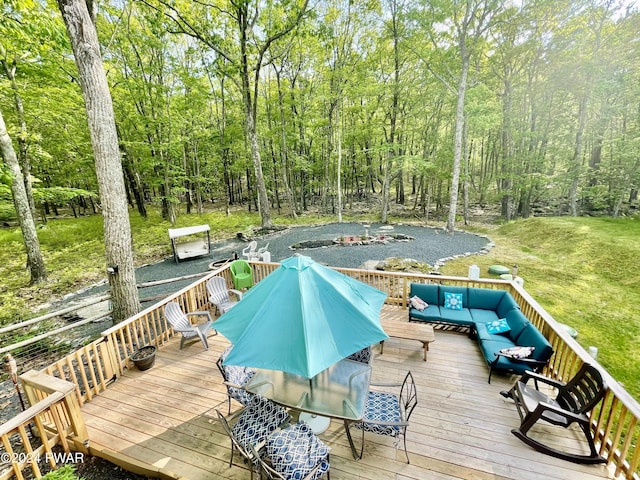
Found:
2,261 -> 639,479
0,371 -> 89,480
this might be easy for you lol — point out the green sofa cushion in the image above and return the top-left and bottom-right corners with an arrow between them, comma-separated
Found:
409,304 -> 442,322
496,293 -> 520,318
516,324 -> 553,362
438,307 -> 473,325
409,283 -> 439,305
469,308 -> 499,324
478,338 -> 515,364
467,288 -> 505,310
504,309 -> 530,341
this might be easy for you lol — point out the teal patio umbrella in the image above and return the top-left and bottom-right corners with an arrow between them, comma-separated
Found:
214,255 -> 389,378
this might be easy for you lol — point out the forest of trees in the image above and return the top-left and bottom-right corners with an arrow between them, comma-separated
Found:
1,0 -> 639,230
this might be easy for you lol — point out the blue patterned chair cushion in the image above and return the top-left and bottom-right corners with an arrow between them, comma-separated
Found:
347,346 -> 372,364
228,381 -> 255,406
221,346 -> 256,406
353,391 -> 401,437
266,421 -> 330,480
231,395 -> 289,453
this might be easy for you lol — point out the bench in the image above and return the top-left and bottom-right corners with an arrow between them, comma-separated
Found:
379,319 -> 435,361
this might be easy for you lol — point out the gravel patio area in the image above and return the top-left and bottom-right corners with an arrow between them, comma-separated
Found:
129,222 -> 492,302
120,222 -> 488,301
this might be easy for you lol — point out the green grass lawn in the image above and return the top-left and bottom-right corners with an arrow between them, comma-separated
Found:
0,208 -> 319,323
440,216 -> 640,400
1,211 -> 638,400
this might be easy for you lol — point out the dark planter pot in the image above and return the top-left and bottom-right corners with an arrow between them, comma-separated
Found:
131,345 -> 157,371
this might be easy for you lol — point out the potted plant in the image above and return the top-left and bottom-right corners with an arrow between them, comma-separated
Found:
130,345 -> 157,371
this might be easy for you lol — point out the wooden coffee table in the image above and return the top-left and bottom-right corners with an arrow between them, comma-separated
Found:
379,319 -> 435,361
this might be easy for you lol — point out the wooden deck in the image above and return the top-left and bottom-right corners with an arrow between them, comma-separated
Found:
80,306 -> 616,480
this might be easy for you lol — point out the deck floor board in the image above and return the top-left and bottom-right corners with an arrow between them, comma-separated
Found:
82,305 -> 616,480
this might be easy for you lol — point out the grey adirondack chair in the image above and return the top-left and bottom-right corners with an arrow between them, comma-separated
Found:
163,301 -> 215,350
206,276 -> 243,315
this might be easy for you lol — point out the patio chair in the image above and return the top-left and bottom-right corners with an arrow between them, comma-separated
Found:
230,259 -> 254,290
346,346 -> 372,364
242,240 -> 259,261
216,394 -> 290,479
500,363 -> 607,464
206,276 -> 243,315
348,370 -> 417,463
257,242 -> 270,261
250,421 -> 331,480
163,301 -> 215,351
216,345 -> 256,414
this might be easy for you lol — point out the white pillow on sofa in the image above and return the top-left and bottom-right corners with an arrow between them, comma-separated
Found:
409,295 -> 429,311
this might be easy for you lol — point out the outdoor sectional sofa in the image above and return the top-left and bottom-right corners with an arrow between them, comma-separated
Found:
408,283 -> 553,382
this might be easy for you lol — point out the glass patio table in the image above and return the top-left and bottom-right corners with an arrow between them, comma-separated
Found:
243,358 -> 372,459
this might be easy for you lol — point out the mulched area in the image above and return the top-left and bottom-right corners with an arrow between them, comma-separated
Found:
75,456 -> 158,480
6,444 -> 157,480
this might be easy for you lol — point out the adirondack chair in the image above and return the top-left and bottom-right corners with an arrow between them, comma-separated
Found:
257,242 -> 270,261
206,276 -> 243,315
163,302 -> 215,350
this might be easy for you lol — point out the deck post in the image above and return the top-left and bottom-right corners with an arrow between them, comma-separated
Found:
20,370 -> 90,454
98,337 -> 118,381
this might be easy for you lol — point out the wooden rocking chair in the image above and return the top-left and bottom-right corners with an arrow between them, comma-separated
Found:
500,363 -> 607,464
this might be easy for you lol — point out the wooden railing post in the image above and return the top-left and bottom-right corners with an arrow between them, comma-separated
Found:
97,337 -> 117,382
20,371 -> 90,454
61,392 -> 89,454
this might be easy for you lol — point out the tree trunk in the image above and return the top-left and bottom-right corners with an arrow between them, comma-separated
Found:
336,107 -> 343,223
500,79 -> 513,220
381,0 -> 402,224
58,0 -> 140,322
446,55 -> 469,233
1,59 -> 37,218
275,68 -> 297,218
568,92 -> 588,216
462,121 -> 469,226
245,89 -> 271,226
118,133 -> 147,218
237,5 -> 272,229
0,109 -> 46,284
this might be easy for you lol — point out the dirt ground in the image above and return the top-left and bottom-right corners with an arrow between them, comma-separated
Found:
13,445 -> 157,480
74,456 -> 158,480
